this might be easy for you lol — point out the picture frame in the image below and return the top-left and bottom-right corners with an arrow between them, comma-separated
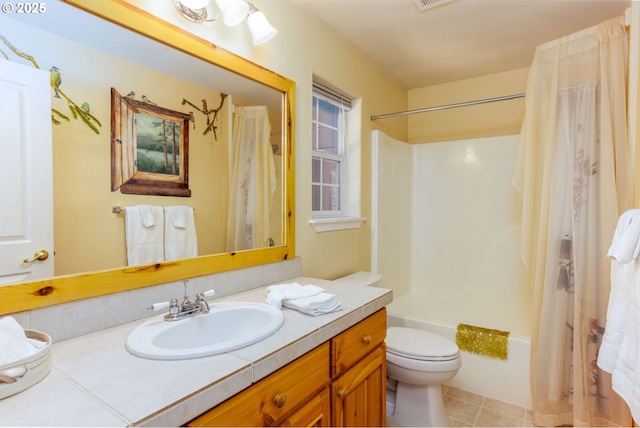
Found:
111,87 -> 192,197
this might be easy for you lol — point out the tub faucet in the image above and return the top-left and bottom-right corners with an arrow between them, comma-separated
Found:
149,288 -> 215,322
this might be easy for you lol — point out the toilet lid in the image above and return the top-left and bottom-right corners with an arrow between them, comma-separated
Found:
386,327 -> 459,361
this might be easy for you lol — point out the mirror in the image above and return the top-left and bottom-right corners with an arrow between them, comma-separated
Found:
0,0 -> 295,315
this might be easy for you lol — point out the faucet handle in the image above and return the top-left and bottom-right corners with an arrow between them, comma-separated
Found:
195,289 -> 215,302
201,289 -> 216,298
148,298 -> 181,312
148,301 -> 170,311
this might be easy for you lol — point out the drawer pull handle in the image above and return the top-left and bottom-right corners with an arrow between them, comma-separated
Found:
337,388 -> 348,400
274,393 -> 287,408
362,335 -> 372,345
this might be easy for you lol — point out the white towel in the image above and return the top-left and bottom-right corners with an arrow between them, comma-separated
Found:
266,283 -> 342,316
164,206 -> 198,261
283,292 -> 342,316
0,317 -> 40,366
600,210 -> 640,371
138,204 -> 156,228
609,279 -> 640,423
266,283 -> 324,308
597,210 -> 640,422
598,258 -> 636,372
124,205 -> 164,266
608,209 -> 640,263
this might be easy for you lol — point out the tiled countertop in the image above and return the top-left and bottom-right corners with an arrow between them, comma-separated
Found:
0,274 -> 392,426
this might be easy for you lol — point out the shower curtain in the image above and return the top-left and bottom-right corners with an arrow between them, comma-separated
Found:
226,106 -> 277,251
514,17 -> 632,426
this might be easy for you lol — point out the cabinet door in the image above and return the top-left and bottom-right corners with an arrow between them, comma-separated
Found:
331,344 -> 386,427
278,388 -> 330,427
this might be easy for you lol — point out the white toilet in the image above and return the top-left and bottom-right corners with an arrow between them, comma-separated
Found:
386,326 -> 462,427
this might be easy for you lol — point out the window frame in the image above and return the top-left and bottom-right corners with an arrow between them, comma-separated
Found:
309,81 -> 365,232
312,91 -> 346,218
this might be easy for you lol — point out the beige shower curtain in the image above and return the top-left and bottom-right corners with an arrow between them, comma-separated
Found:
514,17 -> 633,426
226,106 -> 277,251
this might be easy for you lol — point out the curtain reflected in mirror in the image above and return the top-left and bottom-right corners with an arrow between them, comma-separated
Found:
227,106 -> 278,251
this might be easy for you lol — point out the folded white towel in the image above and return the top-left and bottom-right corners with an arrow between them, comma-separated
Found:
124,205 -> 165,266
171,206 -> 186,228
266,283 -> 342,316
164,206 -> 198,261
138,204 -> 157,228
283,292 -> 342,316
266,283 -> 325,309
0,317 -> 40,366
608,209 -> 640,263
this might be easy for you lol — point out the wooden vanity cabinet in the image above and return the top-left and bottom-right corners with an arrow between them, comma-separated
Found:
188,309 -> 386,427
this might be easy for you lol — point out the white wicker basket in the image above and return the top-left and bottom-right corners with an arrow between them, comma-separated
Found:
0,330 -> 52,400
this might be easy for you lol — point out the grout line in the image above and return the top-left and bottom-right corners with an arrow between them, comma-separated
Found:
472,396 -> 485,427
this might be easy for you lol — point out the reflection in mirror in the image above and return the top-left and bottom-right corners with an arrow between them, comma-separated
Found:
111,88 -> 193,197
0,0 -> 294,315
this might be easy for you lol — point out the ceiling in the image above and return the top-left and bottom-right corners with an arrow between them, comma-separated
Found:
287,0 -> 630,89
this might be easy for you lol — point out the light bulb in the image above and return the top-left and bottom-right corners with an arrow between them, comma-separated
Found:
215,0 -> 249,26
247,11 -> 277,45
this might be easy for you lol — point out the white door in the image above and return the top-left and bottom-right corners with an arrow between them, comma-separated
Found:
0,60 -> 53,285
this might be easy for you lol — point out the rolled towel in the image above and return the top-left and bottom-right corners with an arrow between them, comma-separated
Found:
0,317 -> 40,366
266,283 -> 325,309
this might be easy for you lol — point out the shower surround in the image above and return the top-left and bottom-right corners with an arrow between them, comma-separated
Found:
372,131 -> 532,408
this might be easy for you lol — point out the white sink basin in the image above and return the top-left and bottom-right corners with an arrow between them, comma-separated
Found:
126,301 -> 284,360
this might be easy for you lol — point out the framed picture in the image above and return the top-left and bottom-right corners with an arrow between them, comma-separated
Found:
111,87 -> 192,197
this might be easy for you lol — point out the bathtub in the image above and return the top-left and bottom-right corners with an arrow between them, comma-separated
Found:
386,294 -> 533,410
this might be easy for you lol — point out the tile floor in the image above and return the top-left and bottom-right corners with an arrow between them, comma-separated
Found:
388,385 -> 534,427
443,386 -> 534,427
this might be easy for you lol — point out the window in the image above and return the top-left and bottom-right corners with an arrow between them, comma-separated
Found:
310,81 -> 365,232
312,93 -> 345,216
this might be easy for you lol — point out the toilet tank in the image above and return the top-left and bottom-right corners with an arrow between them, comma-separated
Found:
332,271 -> 382,287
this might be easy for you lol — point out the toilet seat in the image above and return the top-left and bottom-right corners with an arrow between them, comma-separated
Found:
386,327 -> 460,362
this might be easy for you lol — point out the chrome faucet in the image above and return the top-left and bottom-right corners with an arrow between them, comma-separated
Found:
149,283 -> 215,322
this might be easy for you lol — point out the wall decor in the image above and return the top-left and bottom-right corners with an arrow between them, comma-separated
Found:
0,34 -> 102,133
111,87 -> 192,197
181,93 -> 228,141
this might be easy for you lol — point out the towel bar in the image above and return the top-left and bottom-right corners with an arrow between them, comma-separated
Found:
112,206 -> 195,214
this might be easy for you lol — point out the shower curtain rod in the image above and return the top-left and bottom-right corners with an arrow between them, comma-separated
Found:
370,93 -> 525,121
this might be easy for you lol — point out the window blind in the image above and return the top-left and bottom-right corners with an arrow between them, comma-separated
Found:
313,82 -> 352,111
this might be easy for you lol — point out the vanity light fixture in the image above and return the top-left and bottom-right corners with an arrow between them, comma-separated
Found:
172,0 -> 278,45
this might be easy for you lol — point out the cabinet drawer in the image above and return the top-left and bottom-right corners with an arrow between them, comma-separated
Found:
331,308 -> 386,377
189,342 -> 330,427
278,387 -> 330,427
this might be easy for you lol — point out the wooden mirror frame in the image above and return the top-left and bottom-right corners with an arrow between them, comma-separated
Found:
0,0 -> 295,315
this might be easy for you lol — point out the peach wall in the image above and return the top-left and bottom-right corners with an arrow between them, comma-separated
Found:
408,68 -> 530,143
